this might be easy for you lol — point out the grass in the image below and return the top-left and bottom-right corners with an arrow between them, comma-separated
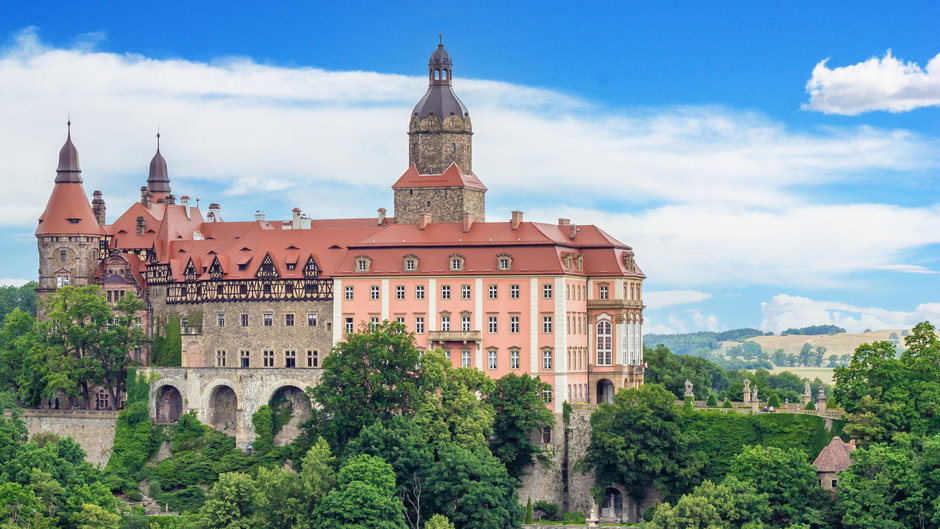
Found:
767,366 -> 835,385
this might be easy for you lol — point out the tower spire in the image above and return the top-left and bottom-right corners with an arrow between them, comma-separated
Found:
147,130 -> 171,195
55,119 -> 82,183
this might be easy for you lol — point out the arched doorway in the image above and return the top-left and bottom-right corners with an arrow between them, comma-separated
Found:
155,385 -> 183,423
600,487 -> 623,520
208,385 -> 238,436
269,385 -> 312,446
597,379 -> 615,404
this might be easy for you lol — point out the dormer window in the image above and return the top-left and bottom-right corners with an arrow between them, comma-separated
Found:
403,254 -> 418,272
496,254 -> 512,271
67,218 -> 80,224
449,254 -> 465,272
286,263 -> 296,270
304,256 -> 320,278
355,256 -> 371,273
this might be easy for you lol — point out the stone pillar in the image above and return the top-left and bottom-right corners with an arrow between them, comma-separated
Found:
816,386 -> 827,411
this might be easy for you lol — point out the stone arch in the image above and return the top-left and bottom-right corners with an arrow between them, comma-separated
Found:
597,378 -> 615,404
207,384 -> 238,436
265,384 -> 313,447
600,487 -> 624,521
154,384 -> 183,424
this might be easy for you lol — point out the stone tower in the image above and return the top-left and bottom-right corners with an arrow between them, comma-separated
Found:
35,122 -> 105,310
393,41 -> 486,224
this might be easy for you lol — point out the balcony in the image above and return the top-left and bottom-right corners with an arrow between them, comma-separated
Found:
428,330 -> 482,344
181,326 -> 203,336
587,298 -> 644,310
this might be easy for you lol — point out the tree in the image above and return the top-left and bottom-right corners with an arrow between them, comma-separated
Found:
198,472 -> 258,529
310,321 -> 423,449
585,383 -> 702,501
424,514 -> 456,529
647,477 -> 770,529
415,349 -> 495,450
313,454 -> 407,529
252,466 -> 306,529
0,309 -> 37,404
299,437 -> 337,513
486,373 -> 553,478
727,445 -> 827,527
0,282 -> 37,324
798,343 -> 813,367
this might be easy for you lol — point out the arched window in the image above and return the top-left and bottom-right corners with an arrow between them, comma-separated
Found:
596,320 -> 612,366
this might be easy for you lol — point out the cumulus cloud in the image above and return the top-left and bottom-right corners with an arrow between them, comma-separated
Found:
804,50 -> 940,115
760,294 -> 940,334
0,278 -> 31,287
644,290 -> 712,310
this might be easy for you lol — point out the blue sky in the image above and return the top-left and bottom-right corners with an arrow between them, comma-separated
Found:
1,1 -> 938,333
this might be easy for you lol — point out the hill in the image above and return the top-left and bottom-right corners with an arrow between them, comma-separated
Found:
746,329 -> 907,358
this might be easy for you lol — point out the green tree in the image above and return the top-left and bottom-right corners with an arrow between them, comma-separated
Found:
74,503 -> 121,529
299,437 -> 337,513
415,349 -> 495,450
0,309 -> 37,404
313,454 -> 406,529
486,373 -> 553,478
310,321 -> 423,449
424,514 -> 456,529
0,282 -> 37,324
198,472 -> 258,529
585,383 -> 702,501
727,445 -> 826,527
647,477 -> 770,529
252,466 -> 306,529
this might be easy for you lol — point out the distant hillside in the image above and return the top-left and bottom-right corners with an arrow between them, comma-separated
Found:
780,325 -> 845,336
746,329 -> 907,358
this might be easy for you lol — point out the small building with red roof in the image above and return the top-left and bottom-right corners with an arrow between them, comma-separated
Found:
813,437 -> 856,490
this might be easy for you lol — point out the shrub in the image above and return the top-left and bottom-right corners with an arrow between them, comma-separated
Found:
722,399 -> 734,408
533,500 -> 559,520
706,394 -> 718,407
767,393 -> 781,408
562,511 -> 586,524
804,400 -> 816,410
524,497 -> 533,524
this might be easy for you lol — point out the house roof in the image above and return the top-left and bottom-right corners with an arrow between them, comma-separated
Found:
36,182 -> 106,236
813,437 -> 856,473
391,163 -> 487,191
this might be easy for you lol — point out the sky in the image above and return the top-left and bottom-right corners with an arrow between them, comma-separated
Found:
1,1 -> 938,334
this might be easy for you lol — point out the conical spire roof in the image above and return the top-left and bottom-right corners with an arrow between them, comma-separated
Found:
55,121 -> 82,183
147,133 -> 172,194
412,40 -> 469,121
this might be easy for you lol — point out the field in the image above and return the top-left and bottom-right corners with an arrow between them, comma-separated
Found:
767,366 -> 836,385
744,329 -> 904,358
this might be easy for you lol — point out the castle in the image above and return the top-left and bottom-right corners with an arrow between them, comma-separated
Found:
36,43 -> 646,413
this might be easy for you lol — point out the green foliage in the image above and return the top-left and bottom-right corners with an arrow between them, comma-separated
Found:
561,511 -> 586,523
524,497 -> 533,524
251,405 -> 275,454
486,373 -> 553,478
152,316 -> 182,367
714,328 -> 766,342
312,454 -> 407,529
415,350 -> 495,450
804,400 -> 816,410
706,393 -> 718,407
586,383 -> 703,501
781,325 -> 845,336
533,500 -> 559,520
310,320 -> 423,450
647,476 -> 771,529
645,332 -> 721,356
728,445 -> 827,527
645,344 -> 731,399
562,400 -> 572,425
767,392 -> 781,408
0,281 -> 37,324
107,401 -> 157,476
424,513 -> 456,529
722,399 -> 734,408
197,472 -> 257,529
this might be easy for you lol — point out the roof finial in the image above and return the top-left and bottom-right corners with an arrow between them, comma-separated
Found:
438,33 -> 443,45
67,114 -> 71,137
156,129 -> 161,151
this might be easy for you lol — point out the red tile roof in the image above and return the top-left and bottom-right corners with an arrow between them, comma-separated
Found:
813,437 -> 855,473
391,163 -> 487,191
36,183 -> 106,236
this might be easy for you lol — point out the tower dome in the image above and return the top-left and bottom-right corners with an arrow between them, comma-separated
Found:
55,121 -> 82,183
147,133 -> 172,194
412,41 -> 469,121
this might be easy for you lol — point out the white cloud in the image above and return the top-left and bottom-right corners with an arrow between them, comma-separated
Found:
760,294 -> 940,333
871,264 -> 939,274
644,290 -> 711,309
690,310 -> 720,332
804,50 -> 940,115
0,278 -> 31,287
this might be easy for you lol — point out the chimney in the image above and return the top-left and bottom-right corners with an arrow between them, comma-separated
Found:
180,195 -> 191,219
291,207 -> 302,229
418,213 -> 431,230
136,216 -> 146,236
568,224 -> 578,240
377,208 -> 387,225
92,190 -> 106,225
140,186 -> 151,208
254,210 -> 266,221
165,194 -> 176,205
558,218 -> 570,227
462,212 -> 475,233
208,203 -> 221,222
511,210 -> 523,230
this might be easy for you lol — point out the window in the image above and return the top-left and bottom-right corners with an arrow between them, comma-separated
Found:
285,314 -> 295,326
356,258 -> 369,272
396,285 -> 405,300
240,313 -> 249,327
543,388 -> 553,403
543,284 -> 553,299
370,285 -> 380,300
542,426 -> 552,444
370,317 -> 379,329
497,256 -> 511,271
441,316 -> 451,331
285,350 -> 296,368
450,256 -> 464,271
56,275 -> 70,287
59,249 -> 67,261
831,479 -> 838,488
441,285 -> 451,300
510,349 -> 520,369
599,285 -> 609,300
488,349 -> 498,369
263,350 -> 274,367
543,316 -> 553,334
415,285 -> 425,299
597,320 -> 613,365
461,315 -> 471,331
488,285 -> 498,299
404,258 -> 417,271
216,350 -> 227,367
451,142 -> 456,152
286,263 -> 296,270
263,313 -> 273,326
396,316 -> 406,328
307,313 -> 318,326
133,347 -> 142,362
461,284 -> 471,300
488,316 -> 498,334
240,350 -> 250,368
510,284 -> 520,299
510,316 -> 519,333
345,317 -> 354,334
415,316 -> 425,334
345,286 -> 354,300
461,350 -> 471,368
96,392 -> 110,410
181,317 -> 189,328
217,313 -> 225,327
543,349 -> 553,370
307,350 -> 318,367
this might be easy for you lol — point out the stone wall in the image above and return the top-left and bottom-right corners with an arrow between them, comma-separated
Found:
15,409 -> 118,467
393,186 -> 485,224
408,114 -> 472,174
36,235 -> 103,310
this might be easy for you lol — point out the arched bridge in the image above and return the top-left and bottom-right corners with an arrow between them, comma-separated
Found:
141,367 -> 322,448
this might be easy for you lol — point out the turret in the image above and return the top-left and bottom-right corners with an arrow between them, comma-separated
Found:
36,122 -> 105,308
147,133 -> 171,199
